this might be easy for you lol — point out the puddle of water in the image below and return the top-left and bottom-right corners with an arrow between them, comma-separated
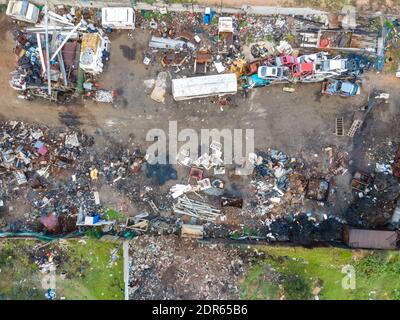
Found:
119,45 -> 136,60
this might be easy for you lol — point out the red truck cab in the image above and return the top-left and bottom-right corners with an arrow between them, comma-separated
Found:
291,62 -> 314,78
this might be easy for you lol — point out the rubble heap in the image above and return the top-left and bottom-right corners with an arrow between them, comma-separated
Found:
128,234 -> 259,300
0,120 -> 152,233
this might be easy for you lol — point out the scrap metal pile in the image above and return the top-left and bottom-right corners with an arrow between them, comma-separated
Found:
137,7 -> 394,103
0,120 -> 151,233
7,2 -> 111,103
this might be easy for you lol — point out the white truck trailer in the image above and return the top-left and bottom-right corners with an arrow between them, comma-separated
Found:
172,73 -> 237,101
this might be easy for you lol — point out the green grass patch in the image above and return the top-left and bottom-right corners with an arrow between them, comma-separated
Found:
0,239 -> 124,300
240,246 -> 400,300
105,209 -> 126,223
240,264 -> 281,300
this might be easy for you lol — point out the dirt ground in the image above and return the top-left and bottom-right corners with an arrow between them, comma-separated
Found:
1,12 -> 400,225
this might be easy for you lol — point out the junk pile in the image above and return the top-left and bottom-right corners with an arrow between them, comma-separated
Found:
345,138 -> 400,228
7,5 -> 112,103
128,234 -> 258,300
173,195 -> 221,223
265,213 -> 344,244
168,141 -> 227,232
140,11 -> 240,75
137,8 -> 389,102
346,173 -> 400,228
362,137 -> 400,176
247,149 -> 307,218
0,120 -> 157,234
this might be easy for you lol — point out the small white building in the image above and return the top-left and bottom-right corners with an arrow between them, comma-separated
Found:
101,7 -> 136,30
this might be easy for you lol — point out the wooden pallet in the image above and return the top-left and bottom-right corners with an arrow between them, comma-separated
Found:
335,117 -> 344,136
347,119 -> 363,137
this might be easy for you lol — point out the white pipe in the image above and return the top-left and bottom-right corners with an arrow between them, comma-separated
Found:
44,1 -> 51,95
48,11 -> 74,25
36,33 -> 46,76
50,21 -> 82,61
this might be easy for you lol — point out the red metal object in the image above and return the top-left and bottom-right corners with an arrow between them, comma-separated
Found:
291,62 -> 314,78
189,167 -> 204,182
277,54 -> 296,67
393,147 -> 400,178
319,38 -> 331,48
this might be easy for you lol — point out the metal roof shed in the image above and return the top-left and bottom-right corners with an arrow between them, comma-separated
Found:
172,73 -> 237,101
343,226 -> 399,250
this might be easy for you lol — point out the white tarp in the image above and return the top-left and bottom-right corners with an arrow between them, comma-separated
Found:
172,73 -> 237,101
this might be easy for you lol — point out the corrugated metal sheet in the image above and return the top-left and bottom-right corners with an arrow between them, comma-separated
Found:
347,228 -> 398,250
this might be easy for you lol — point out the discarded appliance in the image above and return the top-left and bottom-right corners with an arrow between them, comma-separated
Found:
339,5 -> 357,29
181,224 -> 204,239
198,178 -> 211,190
101,7 -> 136,30
6,0 -> 40,24
172,73 -> 237,101
170,184 -> 194,199
343,226 -> 399,250
218,17 -> 234,54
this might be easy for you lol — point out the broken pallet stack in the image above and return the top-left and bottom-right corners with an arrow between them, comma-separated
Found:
347,119 -> 362,137
335,117 -> 344,136
173,195 -> 221,222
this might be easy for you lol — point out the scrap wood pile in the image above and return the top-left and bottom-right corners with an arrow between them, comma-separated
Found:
173,195 -> 221,222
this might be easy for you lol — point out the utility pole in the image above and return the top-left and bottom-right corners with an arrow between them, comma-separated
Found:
44,0 -> 51,96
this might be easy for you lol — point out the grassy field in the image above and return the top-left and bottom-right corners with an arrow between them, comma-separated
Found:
0,239 -> 124,300
240,246 -> 400,300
